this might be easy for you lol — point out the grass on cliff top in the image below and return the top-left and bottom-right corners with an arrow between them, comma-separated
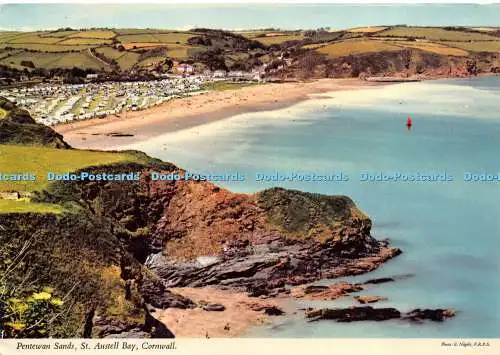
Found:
0,145 -> 149,193
0,199 -> 63,213
0,145 -> 151,213
256,187 -> 369,243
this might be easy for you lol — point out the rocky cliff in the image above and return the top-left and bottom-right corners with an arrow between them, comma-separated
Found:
1,162 -> 397,337
283,49 -> 500,79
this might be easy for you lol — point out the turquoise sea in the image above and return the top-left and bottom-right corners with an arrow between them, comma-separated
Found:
125,76 -> 500,338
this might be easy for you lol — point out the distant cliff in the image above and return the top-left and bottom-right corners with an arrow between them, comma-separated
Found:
281,48 -> 500,80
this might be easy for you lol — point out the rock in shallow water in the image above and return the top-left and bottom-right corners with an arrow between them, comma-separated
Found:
292,281 -> 364,300
305,306 -> 456,323
404,308 -> 457,323
306,306 -> 401,322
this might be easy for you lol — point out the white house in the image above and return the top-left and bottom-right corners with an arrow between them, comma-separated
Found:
228,70 -> 245,78
177,64 -> 195,75
213,70 -> 227,78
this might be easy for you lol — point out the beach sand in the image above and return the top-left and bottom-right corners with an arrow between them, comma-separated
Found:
54,78 -> 385,150
156,287 -> 282,338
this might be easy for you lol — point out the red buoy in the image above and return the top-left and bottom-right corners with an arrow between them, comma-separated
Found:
406,116 -> 412,128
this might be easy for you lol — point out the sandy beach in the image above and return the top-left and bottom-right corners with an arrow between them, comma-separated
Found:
54,78 -> 385,150
156,287 -> 283,338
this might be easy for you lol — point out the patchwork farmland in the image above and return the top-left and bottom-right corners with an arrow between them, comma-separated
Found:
0,25 -> 498,78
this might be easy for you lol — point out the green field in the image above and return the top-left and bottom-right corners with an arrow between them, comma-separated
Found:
0,199 -> 63,214
5,34 -> 62,44
68,30 -> 116,39
40,30 -> 80,38
166,44 -> 194,59
117,31 -> 194,44
317,39 -> 403,57
0,145 -> 145,193
440,41 -> 500,53
116,52 -> 141,70
0,26 -> 498,74
95,47 -> 126,59
60,38 -> 113,45
389,40 -> 469,56
0,32 -> 22,41
114,28 -> 168,35
95,47 -> 141,70
0,51 -> 107,70
256,35 -> 305,45
469,27 -> 500,33
238,31 -> 269,39
153,32 -> 194,44
0,29 -> 189,72
137,56 -> 166,68
376,27 -> 500,42
202,81 -> 260,91
117,33 -> 162,43
0,52 -> 62,68
348,26 -> 389,33
0,145 -> 152,213
0,43 -> 98,52
0,28 -> 205,71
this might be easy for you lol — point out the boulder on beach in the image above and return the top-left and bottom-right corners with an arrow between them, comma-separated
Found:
203,303 -> 226,312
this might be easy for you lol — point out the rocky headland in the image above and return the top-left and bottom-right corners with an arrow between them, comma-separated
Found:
21,161 -> 402,337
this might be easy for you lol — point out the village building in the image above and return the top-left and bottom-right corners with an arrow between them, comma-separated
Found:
213,70 -> 227,78
177,63 -> 195,75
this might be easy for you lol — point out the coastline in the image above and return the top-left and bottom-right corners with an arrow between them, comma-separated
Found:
53,78 -> 387,150
47,75 -> 491,339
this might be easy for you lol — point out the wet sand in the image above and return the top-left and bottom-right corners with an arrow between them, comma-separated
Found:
54,78 -> 386,150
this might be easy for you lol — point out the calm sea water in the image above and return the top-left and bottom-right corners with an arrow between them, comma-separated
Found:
125,76 -> 500,338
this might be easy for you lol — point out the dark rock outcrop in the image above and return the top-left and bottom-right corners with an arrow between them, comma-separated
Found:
306,306 -> 401,322
263,306 -> 285,316
403,308 -> 457,323
306,306 -> 456,323
362,277 -> 395,285
138,276 -> 195,310
93,316 -> 147,339
360,274 -> 414,285
292,281 -> 364,300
